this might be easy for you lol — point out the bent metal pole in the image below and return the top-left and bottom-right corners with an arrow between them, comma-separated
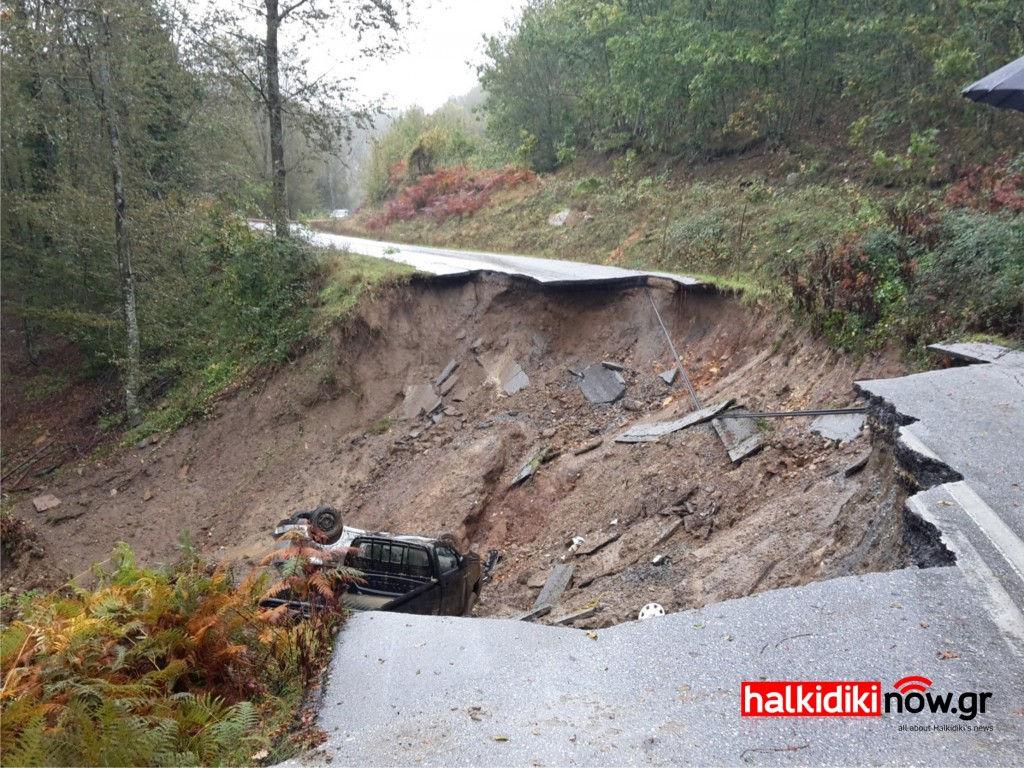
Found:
646,289 -> 702,411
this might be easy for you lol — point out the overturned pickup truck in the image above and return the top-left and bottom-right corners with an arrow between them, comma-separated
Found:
266,507 -> 483,617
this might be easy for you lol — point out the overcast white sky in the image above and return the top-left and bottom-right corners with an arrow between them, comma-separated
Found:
299,0 -> 527,113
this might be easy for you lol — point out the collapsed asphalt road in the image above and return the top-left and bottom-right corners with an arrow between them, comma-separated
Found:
289,343 -> 1024,767
294,224 -> 705,288
271,231 -> 1024,766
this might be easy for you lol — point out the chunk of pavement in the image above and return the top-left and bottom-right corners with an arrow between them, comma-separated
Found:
712,410 -> 763,463
659,367 -> 678,385
495,357 -> 529,395
601,361 -> 625,371
551,605 -> 600,625
518,604 -> 552,621
655,517 -> 684,546
533,563 -> 575,609
510,447 -> 549,487
844,452 -> 871,478
927,341 -> 1011,365
401,383 -> 441,420
439,374 -> 459,396
615,400 -> 732,443
810,413 -> 866,442
434,359 -> 459,388
32,494 -> 61,513
579,531 -> 621,556
579,363 -> 625,404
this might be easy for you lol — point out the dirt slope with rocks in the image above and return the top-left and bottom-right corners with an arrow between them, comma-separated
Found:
5,275 -> 912,624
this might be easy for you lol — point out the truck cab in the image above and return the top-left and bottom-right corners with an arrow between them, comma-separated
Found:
343,535 -> 481,616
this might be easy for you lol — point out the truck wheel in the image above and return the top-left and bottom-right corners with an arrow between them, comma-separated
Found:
311,506 -> 344,544
463,590 -> 477,617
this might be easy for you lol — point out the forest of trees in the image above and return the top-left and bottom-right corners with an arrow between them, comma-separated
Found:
1,0 -> 403,423
478,0 -> 1024,170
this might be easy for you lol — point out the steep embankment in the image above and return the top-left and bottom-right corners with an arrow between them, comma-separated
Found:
8,273 -> 915,625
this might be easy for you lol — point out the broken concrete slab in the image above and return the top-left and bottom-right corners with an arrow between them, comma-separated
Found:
517,604 -> 552,621
439,374 -> 459,396
655,518 -> 684,546
711,410 -> 763,463
579,531 -> 621,556
614,401 -> 731,443
810,413 -> 866,442
927,341 -> 1016,365
659,367 -> 678,385
434,359 -> 459,387
579,364 -> 625,404
401,383 -> 441,420
550,605 -> 600,625
533,564 -> 574,609
510,447 -> 550,487
32,493 -> 61,513
498,358 -> 529,395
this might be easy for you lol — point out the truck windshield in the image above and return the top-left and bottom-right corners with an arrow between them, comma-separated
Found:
348,540 -> 432,578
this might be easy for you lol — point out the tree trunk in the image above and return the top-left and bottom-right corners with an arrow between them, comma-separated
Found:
97,11 -> 142,424
265,0 -> 289,237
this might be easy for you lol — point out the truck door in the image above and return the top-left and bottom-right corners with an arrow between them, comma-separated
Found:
436,545 -> 463,615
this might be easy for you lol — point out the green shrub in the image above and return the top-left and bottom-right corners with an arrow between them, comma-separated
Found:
912,211 -> 1024,337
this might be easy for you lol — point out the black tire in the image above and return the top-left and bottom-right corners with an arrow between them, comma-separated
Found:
310,506 -> 345,544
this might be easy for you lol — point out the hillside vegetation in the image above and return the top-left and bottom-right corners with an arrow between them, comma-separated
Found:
340,0 -> 1024,350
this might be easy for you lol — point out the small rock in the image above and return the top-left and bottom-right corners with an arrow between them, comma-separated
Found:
143,489 -> 154,502
470,337 -> 484,352
541,427 -> 557,439
455,329 -> 467,340
109,488 -> 118,497
651,554 -> 669,566
622,399 -> 643,412
573,438 -> 602,455
601,361 -> 625,371
32,494 -> 61,513
659,367 -> 678,385
547,208 -> 571,227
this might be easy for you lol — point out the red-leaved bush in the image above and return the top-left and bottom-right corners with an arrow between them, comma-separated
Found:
945,155 -> 1024,213
367,166 -> 535,229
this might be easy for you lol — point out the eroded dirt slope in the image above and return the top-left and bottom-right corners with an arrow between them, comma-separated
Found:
6,276 -> 909,624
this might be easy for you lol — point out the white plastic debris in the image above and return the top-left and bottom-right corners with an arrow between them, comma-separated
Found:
567,535 -> 585,554
638,603 -> 666,620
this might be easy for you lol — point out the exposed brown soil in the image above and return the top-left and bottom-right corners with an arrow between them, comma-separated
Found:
3,276 -> 911,624
1,312 -> 117,494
